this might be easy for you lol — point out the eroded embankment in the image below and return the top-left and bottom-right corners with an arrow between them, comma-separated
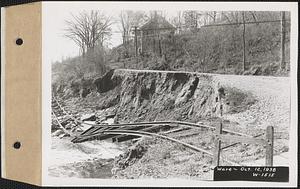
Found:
53,69 -> 290,179
88,69 -> 249,123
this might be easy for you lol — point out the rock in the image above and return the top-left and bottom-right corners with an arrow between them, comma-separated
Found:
58,133 -> 66,138
81,114 -> 96,121
80,88 -> 91,98
111,167 -> 121,175
63,133 -> 70,137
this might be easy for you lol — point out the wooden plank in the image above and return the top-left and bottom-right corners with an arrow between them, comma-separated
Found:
115,135 -> 141,143
74,119 -> 252,139
265,126 -> 274,166
213,122 -> 222,166
104,130 -> 214,156
90,120 -> 251,137
91,125 -> 161,141
104,130 -> 149,138
71,126 -> 107,142
221,133 -> 265,151
219,134 -> 267,145
79,126 -> 96,136
76,126 -> 121,141
161,127 -> 190,134
113,124 -> 166,142
221,128 -> 253,138
142,124 -> 170,132
172,131 -> 201,138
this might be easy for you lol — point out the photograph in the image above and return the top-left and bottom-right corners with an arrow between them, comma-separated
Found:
42,1 -> 297,187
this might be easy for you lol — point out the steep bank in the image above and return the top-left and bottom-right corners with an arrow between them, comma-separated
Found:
54,69 -> 290,179
94,69 -> 220,123
58,69 -> 255,124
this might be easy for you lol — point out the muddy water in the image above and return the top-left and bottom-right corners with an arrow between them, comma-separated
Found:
48,136 -> 126,178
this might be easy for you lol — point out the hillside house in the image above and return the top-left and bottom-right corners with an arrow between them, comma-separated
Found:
136,14 -> 176,56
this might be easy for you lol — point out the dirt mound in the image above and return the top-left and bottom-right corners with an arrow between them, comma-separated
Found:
112,143 -> 148,175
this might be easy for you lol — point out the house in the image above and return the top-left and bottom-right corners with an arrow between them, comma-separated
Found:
136,14 -> 176,56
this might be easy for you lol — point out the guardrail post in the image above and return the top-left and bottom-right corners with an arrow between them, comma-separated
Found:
213,122 -> 222,166
265,126 -> 274,166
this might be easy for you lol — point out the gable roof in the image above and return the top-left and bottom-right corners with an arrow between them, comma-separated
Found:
139,15 -> 176,31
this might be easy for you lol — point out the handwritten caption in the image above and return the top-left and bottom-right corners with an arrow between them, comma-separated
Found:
214,166 -> 289,182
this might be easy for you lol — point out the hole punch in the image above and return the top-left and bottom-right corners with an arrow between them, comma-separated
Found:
16,38 -> 23,45
13,141 -> 21,149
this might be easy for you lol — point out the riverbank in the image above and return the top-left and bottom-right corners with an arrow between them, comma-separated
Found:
48,137 -> 126,178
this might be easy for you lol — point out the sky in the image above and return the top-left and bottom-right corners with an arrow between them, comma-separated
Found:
43,2 -> 122,64
43,1 -> 294,64
43,2 -> 180,64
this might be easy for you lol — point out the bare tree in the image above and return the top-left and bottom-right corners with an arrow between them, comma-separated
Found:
64,10 -> 113,56
119,11 -> 147,45
183,11 -> 201,31
171,11 -> 184,33
206,11 -> 217,24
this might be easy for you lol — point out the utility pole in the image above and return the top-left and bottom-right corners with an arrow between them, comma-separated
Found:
134,26 -> 138,68
158,34 -> 162,57
134,26 -> 138,57
140,30 -> 143,55
280,11 -> 286,70
242,11 -> 246,72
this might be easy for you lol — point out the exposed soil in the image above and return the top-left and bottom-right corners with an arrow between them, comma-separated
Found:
52,69 -> 290,180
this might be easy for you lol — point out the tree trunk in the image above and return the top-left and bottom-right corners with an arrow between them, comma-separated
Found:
122,33 -> 125,45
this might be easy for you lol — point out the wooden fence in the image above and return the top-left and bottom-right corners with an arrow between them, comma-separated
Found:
213,123 -> 274,167
214,88 -> 274,167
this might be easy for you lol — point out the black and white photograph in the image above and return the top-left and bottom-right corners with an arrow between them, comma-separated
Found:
42,2 -> 297,187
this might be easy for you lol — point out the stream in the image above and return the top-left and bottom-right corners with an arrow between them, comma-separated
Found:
48,120 -> 126,178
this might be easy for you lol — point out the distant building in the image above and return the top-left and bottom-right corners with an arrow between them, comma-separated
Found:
135,14 -> 176,56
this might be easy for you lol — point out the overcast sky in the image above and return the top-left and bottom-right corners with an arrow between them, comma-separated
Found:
43,2 -> 181,64
43,2 -> 293,64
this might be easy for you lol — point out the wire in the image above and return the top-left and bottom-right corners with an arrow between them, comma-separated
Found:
201,19 -> 290,27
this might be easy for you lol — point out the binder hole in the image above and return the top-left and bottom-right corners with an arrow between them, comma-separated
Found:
13,141 -> 21,149
16,38 -> 23,45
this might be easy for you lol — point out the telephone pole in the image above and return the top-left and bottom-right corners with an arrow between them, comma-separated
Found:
280,11 -> 286,70
134,26 -> 138,57
134,26 -> 138,68
242,11 -> 246,72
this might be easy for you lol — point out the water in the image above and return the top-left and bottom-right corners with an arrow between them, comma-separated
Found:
48,136 -> 126,178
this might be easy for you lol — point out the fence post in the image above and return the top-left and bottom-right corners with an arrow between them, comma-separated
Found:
213,87 -> 225,166
213,121 -> 222,166
265,126 -> 274,166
